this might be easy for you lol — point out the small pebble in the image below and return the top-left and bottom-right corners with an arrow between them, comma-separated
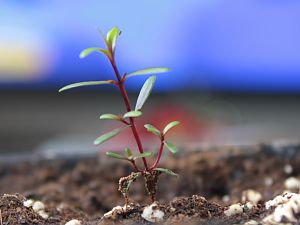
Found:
103,206 -> 124,218
169,207 -> 176,212
284,164 -> 293,174
32,201 -> 45,212
38,210 -> 49,219
224,203 -> 243,216
284,177 -> 300,190
65,219 -> 82,225
141,203 -> 164,223
23,199 -> 34,208
222,195 -> 230,203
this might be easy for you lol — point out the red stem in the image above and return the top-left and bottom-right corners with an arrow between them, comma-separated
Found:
150,137 -> 165,170
109,59 -> 149,171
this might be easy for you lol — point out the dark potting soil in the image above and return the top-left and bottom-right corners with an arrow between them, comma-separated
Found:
0,144 -> 299,224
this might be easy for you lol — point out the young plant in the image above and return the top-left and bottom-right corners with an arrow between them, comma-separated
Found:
59,27 -> 180,203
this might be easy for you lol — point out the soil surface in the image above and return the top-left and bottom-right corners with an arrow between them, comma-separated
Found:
1,144 -> 300,224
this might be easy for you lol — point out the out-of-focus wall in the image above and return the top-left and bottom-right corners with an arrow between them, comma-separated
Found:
1,1 -> 300,92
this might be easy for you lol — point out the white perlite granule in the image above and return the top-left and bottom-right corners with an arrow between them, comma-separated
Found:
264,177 -> 273,186
284,164 -> 293,174
284,177 -> 300,190
224,203 -> 243,216
65,219 -> 82,225
32,201 -> 45,212
103,206 -> 124,218
244,202 -> 254,210
222,195 -> 230,203
263,193 -> 300,223
24,199 -> 49,219
241,189 -> 262,204
265,192 -> 292,209
23,199 -> 34,208
141,203 -> 165,223
243,220 -> 258,225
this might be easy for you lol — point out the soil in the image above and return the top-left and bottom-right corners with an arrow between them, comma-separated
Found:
0,144 -> 300,224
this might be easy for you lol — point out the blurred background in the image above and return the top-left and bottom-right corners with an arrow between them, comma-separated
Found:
1,0 -> 300,156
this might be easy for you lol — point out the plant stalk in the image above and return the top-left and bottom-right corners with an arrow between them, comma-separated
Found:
109,59 -> 149,171
150,137 -> 165,170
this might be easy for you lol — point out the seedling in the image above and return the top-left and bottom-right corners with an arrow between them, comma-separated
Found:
59,27 -> 180,203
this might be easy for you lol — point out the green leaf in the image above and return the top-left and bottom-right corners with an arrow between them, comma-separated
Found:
135,76 -> 156,111
144,124 -> 161,136
133,152 -> 152,160
123,111 -> 143,118
106,27 -> 121,53
127,67 -> 170,78
94,126 -> 128,145
125,147 -> 133,157
99,114 -> 120,120
154,168 -> 178,177
164,141 -> 178,154
79,47 -> 108,59
106,152 -> 127,160
163,121 -> 180,135
59,80 -> 114,92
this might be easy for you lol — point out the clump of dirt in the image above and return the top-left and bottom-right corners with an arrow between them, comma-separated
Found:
0,194 -> 44,225
0,194 -> 98,225
0,144 -> 300,224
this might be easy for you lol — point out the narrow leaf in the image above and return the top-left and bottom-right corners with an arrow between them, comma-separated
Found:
106,152 -> 127,160
125,148 -> 132,157
144,124 -> 161,136
123,111 -> 142,118
94,126 -> 128,145
135,76 -> 156,111
163,121 -> 180,135
59,80 -> 114,92
79,47 -> 108,59
106,27 -> 121,53
127,67 -> 170,78
154,168 -> 178,177
164,141 -> 178,154
133,152 -> 152,160
99,114 -> 120,120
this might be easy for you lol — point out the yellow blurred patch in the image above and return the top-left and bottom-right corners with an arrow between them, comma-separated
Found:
0,44 -> 48,81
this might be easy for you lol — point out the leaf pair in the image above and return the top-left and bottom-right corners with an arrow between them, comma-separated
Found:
144,121 -> 180,154
80,27 -> 121,59
99,110 -> 142,121
106,150 -> 152,161
144,121 -> 180,137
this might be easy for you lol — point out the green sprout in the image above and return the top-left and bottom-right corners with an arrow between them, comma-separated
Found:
59,27 -> 180,203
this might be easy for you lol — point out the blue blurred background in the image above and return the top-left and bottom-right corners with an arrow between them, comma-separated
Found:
1,1 -> 300,157
2,0 -> 300,92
